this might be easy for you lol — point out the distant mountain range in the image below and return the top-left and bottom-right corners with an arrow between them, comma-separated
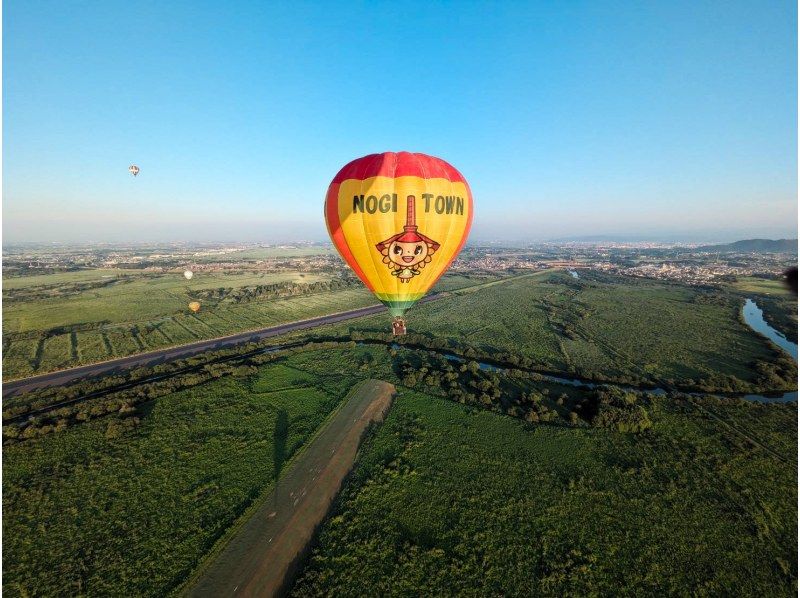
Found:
696,239 -> 798,253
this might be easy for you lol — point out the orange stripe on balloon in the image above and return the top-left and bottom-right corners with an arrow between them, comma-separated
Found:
331,152 -> 467,184
325,182 -> 374,291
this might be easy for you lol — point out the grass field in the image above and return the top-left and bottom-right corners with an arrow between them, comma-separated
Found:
1,268 -> 512,380
186,379 -> 395,597
3,267 -> 794,393
2,269 -> 132,289
319,271 -> 791,390
731,276 -> 793,296
2,358 -> 356,597
1,269 -> 378,379
292,389 -> 797,596
4,271 -> 334,333
3,341 -> 796,596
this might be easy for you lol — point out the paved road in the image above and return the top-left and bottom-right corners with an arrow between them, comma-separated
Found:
2,296 -> 441,398
184,379 -> 397,598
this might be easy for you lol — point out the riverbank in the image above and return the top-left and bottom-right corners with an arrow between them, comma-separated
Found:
742,298 -> 798,360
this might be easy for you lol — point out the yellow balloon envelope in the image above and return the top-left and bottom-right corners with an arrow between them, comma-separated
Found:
188,301 -> 201,313
325,152 -> 473,321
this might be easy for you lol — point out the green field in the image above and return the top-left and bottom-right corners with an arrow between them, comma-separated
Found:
731,276 -> 794,296
2,358 -> 357,597
4,271 -> 335,333
318,271 -> 794,392
3,339 -> 796,596
292,389 -> 797,596
1,269 -> 378,379
1,267 -> 515,380
186,379 -> 395,597
6,267 -> 789,393
2,269 -> 132,289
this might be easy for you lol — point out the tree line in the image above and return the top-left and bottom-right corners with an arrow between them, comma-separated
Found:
189,279 -> 360,303
2,338 -> 353,444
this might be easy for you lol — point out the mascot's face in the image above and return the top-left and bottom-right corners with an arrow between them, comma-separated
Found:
389,240 -> 429,267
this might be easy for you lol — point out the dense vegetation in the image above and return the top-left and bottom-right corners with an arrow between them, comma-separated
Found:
1,269 -> 378,380
1,269 -> 502,379
4,334 -> 796,596
3,268 -> 797,596
292,390 -> 797,596
2,356 -> 361,597
752,294 -> 798,344
316,271 -> 797,394
187,278 -> 361,302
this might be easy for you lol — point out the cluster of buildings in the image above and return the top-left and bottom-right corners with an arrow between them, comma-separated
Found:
4,241 -> 795,288
594,261 -> 745,284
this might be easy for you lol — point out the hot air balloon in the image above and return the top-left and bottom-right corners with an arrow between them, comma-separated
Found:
184,270 -> 194,280
325,152 -> 473,335
188,301 -> 201,313
129,165 -> 140,177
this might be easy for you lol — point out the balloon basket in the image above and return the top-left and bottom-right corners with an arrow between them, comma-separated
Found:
391,318 -> 407,336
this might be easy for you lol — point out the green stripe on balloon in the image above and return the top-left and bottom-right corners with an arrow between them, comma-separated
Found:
378,298 -> 422,317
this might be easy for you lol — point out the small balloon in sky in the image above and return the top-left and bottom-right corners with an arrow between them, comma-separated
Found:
184,270 -> 194,280
188,301 -> 201,313
129,165 -> 140,177
325,152 -> 473,335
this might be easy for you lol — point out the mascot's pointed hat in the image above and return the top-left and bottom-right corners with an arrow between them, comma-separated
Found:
376,196 -> 441,251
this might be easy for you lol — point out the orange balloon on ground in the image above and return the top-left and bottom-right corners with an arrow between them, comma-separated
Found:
188,301 -> 201,313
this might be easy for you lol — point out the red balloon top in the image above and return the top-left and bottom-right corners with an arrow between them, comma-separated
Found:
330,152 -> 468,184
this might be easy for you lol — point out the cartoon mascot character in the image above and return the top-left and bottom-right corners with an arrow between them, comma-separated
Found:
376,195 -> 440,283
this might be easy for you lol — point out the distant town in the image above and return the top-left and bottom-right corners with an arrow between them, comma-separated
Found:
3,239 -> 796,287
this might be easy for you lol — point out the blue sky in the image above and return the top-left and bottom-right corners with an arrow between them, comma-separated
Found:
3,0 -> 797,243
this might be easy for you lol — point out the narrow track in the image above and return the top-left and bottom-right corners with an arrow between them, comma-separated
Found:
183,379 -> 397,598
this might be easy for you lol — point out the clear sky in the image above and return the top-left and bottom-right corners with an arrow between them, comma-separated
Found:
3,0 -> 797,244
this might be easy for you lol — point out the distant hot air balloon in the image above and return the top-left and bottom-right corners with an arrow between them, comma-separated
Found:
184,270 -> 193,280
129,165 -> 140,177
325,152 -> 473,335
188,301 -> 201,313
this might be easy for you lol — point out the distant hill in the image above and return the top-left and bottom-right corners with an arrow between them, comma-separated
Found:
696,239 -> 797,253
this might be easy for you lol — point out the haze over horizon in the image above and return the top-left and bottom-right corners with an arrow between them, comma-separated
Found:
4,1 -> 797,244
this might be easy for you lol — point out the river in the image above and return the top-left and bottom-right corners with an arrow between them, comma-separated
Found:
392,297 -> 798,404
742,299 -> 797,360
737,299 -> 797,402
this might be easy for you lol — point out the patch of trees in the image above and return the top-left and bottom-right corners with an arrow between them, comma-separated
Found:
3,277 -> 133,303
343,330 -> 654,388
394,354 -> 565,425
3,360 -> 261,443
692,291 -> 730,306
753,356 -> 797,390
3,338 -> 359,444
189,279 -> 360,303
586,387 -> 652,433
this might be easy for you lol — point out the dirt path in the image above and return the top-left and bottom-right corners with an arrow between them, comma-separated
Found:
183,379 -> 396,598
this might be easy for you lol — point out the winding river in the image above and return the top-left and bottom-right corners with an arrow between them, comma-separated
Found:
738,299 -> 797,402
399,297 -> 798,404
742,299 -> 797,360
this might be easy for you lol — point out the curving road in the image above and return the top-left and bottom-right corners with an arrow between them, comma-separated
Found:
2,295 -> 442,399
